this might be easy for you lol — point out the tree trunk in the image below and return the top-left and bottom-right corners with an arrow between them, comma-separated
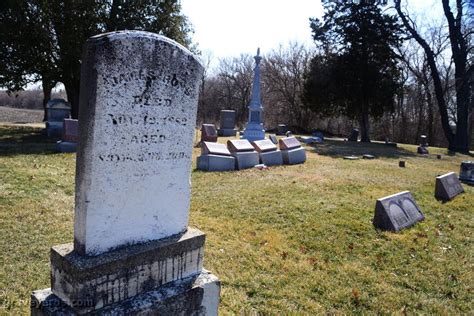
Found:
359,111 -> 370,142
64,80 -> 80,119
41,78 -> 54,122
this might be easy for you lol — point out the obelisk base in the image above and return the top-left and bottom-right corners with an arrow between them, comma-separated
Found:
31,270 -> 220,315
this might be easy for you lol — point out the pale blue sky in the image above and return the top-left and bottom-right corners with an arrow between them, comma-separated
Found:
181,0 -> 444,63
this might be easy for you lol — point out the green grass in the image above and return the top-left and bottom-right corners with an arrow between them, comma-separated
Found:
1,125 -> 473,314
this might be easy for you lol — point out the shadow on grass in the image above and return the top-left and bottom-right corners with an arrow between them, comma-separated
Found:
309,139 -> 417,159
0,125 -> 59,156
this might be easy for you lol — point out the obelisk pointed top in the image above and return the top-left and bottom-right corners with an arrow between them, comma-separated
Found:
257,47 -> 260,56
254,47 -> 262,64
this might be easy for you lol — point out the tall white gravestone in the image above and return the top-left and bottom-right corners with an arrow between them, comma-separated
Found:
31,31 -> 220,315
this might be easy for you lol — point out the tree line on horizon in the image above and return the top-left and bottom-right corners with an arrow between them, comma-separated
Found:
0,0 -> 472,152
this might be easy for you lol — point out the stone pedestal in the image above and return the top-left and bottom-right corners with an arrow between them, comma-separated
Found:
197,154 -> 235,171
259,150 -> 283,166
232,151 -> 259,170
31,228 -> 220,315
281,147 -> 306,165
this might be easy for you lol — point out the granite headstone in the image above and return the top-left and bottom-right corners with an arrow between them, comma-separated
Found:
435,172 -> 464,201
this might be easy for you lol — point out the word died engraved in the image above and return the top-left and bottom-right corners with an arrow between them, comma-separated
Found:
132,95 -> 172,108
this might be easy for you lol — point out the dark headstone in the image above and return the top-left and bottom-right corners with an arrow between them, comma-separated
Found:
417,146 -> 429,154
435,172 -> 464,201
285,131 -> 293,137
373,191 -> 424,232
62,119 -> 79,142
312,130 -> 324,140
201,141 -> 231,156
227,139 -> 254,152
269,134 -> 278,144
46,99 -> 71,136
348,128 -> 359,142
252,139 -> 277,152
459,161 -> 474,184
276,124 -> 288,135
278,137 -> 301,150
218,110 -> 237,136
399,161 -> 406,168
437,154 -> 442,159
200,124 -> 217,142
420,135 -> 428,147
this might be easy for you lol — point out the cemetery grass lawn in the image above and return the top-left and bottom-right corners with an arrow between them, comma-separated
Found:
1,125 -> 473,314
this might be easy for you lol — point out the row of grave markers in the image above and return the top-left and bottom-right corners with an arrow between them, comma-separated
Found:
197,136 -> 307,171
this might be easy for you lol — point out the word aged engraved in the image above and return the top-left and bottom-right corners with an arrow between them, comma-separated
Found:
130,134 -> 166,144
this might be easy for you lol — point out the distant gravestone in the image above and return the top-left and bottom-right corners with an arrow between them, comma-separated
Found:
399,161 -> 406,168
252,139 -> 278,152
269,134 -> 278,144
201,141 -> 231,156
32,31 -> 219,314
218,110 -> 237,136
227,139 -> 254,152
277,124 -> 288,135
417,146 -> 429,154
45,99 -> 71,136
373,191 -> 424,232
420,135 -> 428,147
279,136 -> 301,150
201,123 -> 218,142
435,172 -> 464,201
56,119 -> 79,153
197,141 -> 235,171
348,128 -> 359,142
279,137 -> 306,165
362,154 -> 375,159
252,139 -> 283,166
344,155 -> 360,160
459,161 -> 474,184
227,139 -> 259,170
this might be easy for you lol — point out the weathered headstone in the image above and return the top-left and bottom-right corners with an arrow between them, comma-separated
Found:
32,31 -> 219,315
45,99 -> 71,136
56,119 -> 79,153
201,123 -> 218,142
459,161 -> 474,185
373,191 -> 424,232
417,146 -> 429,154
279,137 -> 306,165
252,139 -> 283,166
362,154 -> 375,159
227,139 -> 259,170
344,155 -> 360,160
348,128 -> 359,142
197,142 -> 235,171
435,172 -> 464,201
399,160 -> 406,168
218,110 -> 237,136
420,135 -> 428,147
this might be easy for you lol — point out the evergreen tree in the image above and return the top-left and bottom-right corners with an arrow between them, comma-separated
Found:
304,0 -> 403,142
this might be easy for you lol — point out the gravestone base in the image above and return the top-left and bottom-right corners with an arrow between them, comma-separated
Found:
197,154 -> 235,171
259,151 -> 283,166
31,270 -> 220,316
218,128 -> 237,137
232,151 -> 259,170
55,141 -> 77,153
46,122 -> 63,137
32,228 -> 214,315
281,147 -> 306,165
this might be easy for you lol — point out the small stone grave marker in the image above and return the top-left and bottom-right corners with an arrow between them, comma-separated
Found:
269,134 -> 278,144
399,161 -> 406,168
252,139 -> 277,152
344,155 -> 360,160
227,139 -> 254,152
201,123 -> 217,142
201,141 -> 231,156
63,118 -> 79,142
373,191 -> 424,232
362,154 -> 375,159
435,172 -> 464,201
459,161 -> 474,184
279,136 -> 301,150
